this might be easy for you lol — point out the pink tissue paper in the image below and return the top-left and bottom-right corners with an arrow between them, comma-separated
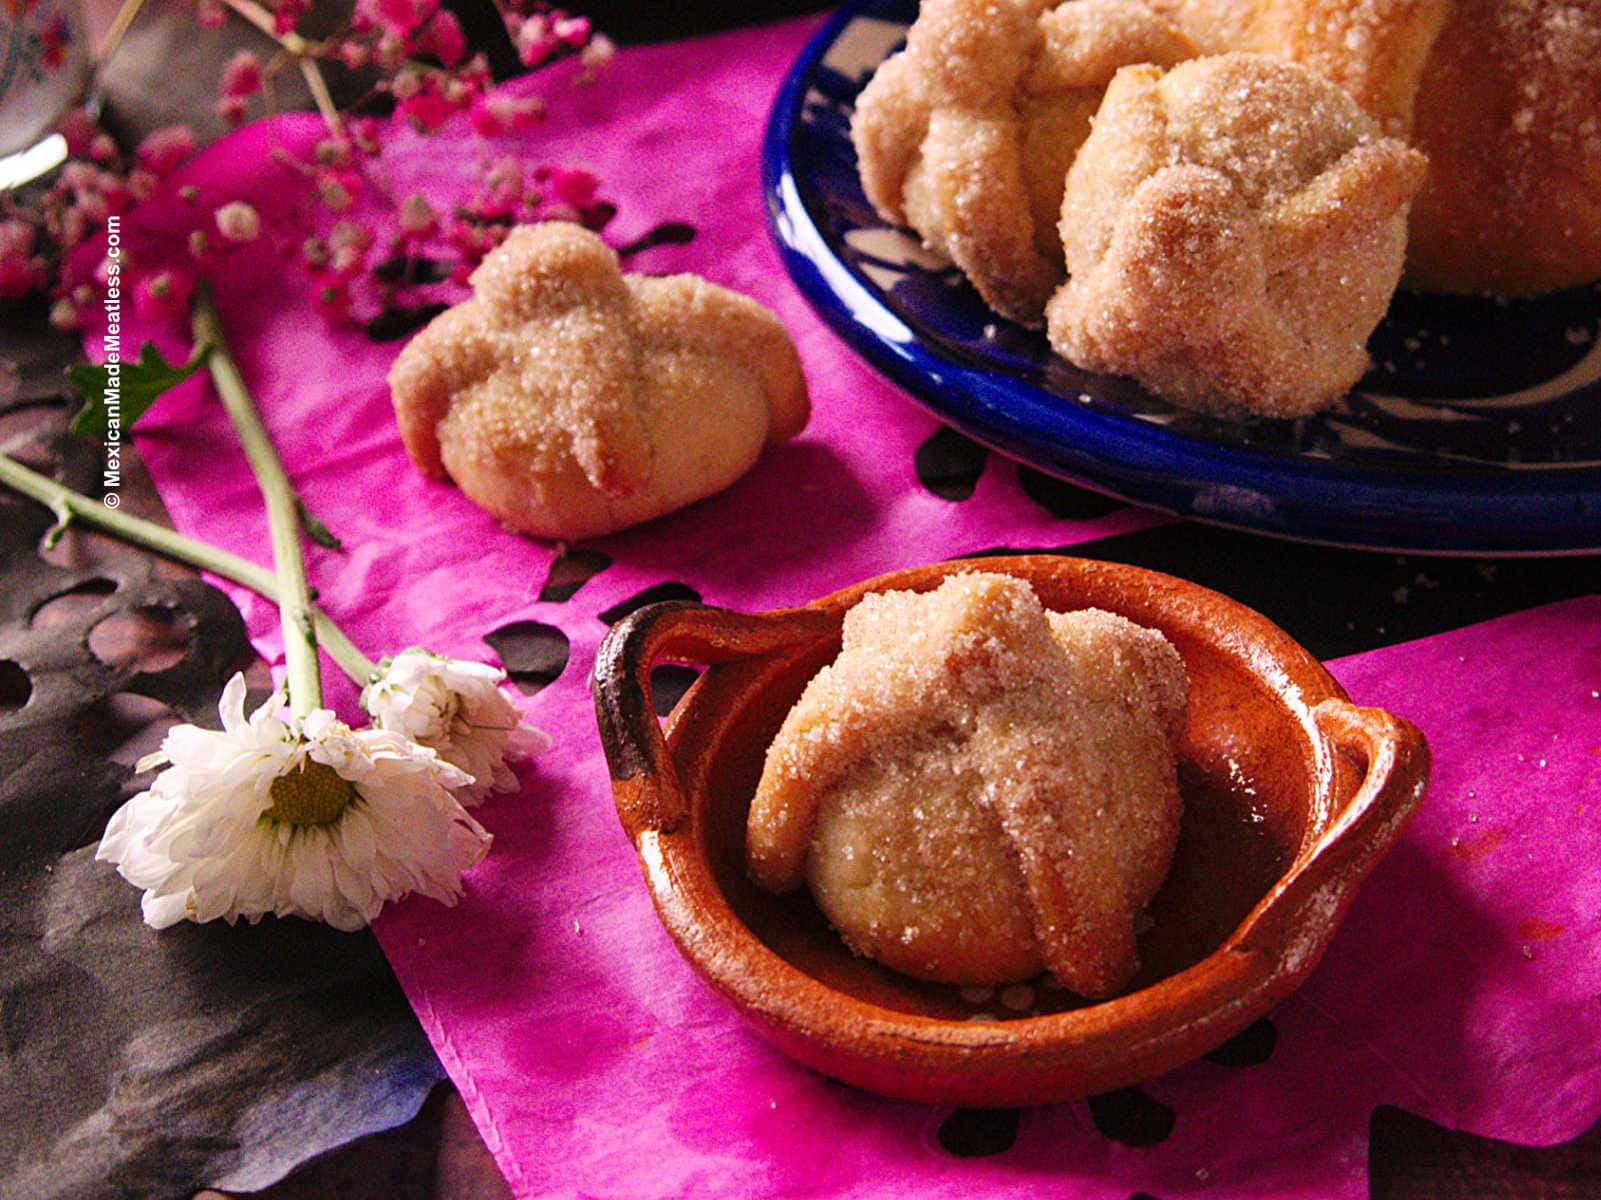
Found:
81,14 -> 1600,1200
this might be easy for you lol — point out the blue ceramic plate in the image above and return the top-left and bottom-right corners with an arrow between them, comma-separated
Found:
762,0 -> 1601,554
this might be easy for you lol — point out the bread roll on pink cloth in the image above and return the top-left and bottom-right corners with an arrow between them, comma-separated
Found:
388,222 -> 809,540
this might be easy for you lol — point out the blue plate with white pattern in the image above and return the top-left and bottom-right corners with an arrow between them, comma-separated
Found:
762,0 -> 1601,554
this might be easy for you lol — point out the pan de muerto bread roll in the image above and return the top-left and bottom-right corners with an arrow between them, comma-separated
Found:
1150,0 -> 1601,295
746,573 -> 1188,999
1045,53 -> 1427,417
388,222 -> 809,540
851,0 -> 1194,326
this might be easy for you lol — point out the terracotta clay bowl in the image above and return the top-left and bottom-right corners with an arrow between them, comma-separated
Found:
591,556 -> 1429,1107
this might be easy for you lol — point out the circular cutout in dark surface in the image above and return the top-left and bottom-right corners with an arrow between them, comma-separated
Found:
598,582 -> 703,626
1087,1087 -> 1175,1147
87,605 -> 192,673
935,1108 -> 1020,1158
538,548 -> 613,603
915,426 -> 988,501
0,660 -> 31,710
31,578 -> 117,630
1017,465 -> 1125,521
484,620 -> 571,695
1203,1017 -> 1278,1066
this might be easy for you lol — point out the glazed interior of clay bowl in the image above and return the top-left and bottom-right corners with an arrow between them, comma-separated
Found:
594,555 -> 1427,1106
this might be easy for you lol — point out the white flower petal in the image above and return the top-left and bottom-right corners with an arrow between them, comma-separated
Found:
365,648 -> 549,805
97,686 -> 494,931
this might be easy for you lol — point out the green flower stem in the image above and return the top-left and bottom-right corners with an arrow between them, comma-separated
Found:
191,281 -> 325,719
0,451 -> 378,688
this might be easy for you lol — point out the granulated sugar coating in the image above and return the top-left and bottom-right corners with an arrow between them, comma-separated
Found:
745,573 -> 1188,999
1403,0 -> 1601,294
851,0 -> 1195,326
1156,0 -> 1601,295
1045,53 -> 1426,417
1238,0 -> 1453,135
387,222 -> 809,540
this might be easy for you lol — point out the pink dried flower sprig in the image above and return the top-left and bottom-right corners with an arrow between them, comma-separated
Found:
5,1 -> 616,334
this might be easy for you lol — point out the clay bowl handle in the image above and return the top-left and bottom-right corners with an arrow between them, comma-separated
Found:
592,600 -> 836,841
1236,698 -> 1430,955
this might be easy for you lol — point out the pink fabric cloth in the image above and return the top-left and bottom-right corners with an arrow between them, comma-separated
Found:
85,14 -> 1600,1199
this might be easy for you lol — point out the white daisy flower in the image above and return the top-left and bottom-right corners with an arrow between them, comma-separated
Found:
96,673 -> 492,932
363,647 -> 550,805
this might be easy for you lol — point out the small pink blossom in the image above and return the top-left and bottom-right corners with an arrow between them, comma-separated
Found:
390,68 -> 422,100
473,157 -> 523,218
217,95 -> 248,126
88,132 -> 118,162
215,201 -> 262,242
137,125 -> 197,176
195,0 -> 226,28
272,0 -> 311,36
374,32 -> 407,70
221,51 -> 264,99
456,55 -> 491,91
327,220 -> 374,255
135,270 -> 196,320
0,221 -> 43,299
581,33 -> 616,72
414,8 -> 466,67
553,14 -> 591,46
127,168 -> 160,202
469,93 -> 545,138
356,0 -> 436,39
317,171 -> 360,212
516,14 -> 556,66
540,165 -> 598,211
338,40 -> 371,70
396,90 -> 454,132
314,137 -> 352,167
58,208 -> 91,248
441,75 -> 478,107
399,194 -> 437,236
328,244 -> 369,281
49,297 -> 81,330
301,236 -> 329,269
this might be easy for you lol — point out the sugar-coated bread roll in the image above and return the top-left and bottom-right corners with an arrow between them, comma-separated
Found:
851,0 -> 1194,326
1404,0 -> 1601,295
388,222 -> 809,540
1045,53 -> 1427,417
745,573 -> 1188,999
1151,0 -> 1601,295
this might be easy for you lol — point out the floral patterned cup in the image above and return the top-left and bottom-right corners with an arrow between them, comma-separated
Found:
0,0 -> 93,159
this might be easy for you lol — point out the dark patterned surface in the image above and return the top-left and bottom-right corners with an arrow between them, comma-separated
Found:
0,304 -> 442,1200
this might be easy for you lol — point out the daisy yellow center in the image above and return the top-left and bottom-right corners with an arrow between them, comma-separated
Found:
267,760 -> 358,826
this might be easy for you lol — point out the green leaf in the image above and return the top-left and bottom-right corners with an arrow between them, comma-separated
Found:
67,341 -> 213,437
296,499 -> 343,551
